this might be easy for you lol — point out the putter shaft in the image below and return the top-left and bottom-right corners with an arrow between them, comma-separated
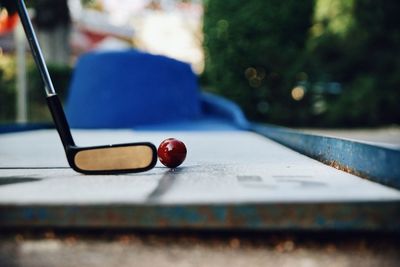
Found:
16,0 -> 56,96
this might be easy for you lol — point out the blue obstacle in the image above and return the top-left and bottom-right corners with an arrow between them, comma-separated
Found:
65,50 -> 249,131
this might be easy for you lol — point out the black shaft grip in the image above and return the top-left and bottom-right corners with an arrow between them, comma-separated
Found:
46,95 -> 75,148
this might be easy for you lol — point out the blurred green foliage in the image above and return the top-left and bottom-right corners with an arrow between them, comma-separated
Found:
202,0 -> 315,126
305,0 -> 400,126
0,56 -> 72,123
203,0 -> 400,127
0,56 -> 16,122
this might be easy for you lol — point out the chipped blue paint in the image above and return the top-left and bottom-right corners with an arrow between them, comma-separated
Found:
1,202 -> 400,230
210,206 -> 228,222
22,207 -> 48,221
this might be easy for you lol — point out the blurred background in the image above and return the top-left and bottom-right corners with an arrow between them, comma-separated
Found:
0,0 -> 399,128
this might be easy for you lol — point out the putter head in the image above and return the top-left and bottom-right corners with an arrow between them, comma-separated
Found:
67,142 -> 157,174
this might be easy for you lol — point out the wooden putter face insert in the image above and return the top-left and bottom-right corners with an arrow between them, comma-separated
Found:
74,145 -> 155,171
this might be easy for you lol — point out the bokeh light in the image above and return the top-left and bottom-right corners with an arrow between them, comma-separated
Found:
291,86 -> 305,101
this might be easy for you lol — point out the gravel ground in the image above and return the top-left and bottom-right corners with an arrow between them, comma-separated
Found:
0,231 -> 399,267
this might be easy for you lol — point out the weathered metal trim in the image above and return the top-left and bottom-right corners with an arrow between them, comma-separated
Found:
0,202 -> 399,231
252,124 -> 400,189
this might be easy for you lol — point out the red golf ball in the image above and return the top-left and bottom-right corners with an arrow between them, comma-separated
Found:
157,138 -> 187,168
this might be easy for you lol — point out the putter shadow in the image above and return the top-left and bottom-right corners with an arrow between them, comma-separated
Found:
146,169 -> 184,202
0,177 -> 41,186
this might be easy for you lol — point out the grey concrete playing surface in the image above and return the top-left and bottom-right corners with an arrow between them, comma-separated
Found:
1,130 -> 399,205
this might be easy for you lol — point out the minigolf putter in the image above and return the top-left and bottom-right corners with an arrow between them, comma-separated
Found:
16,0 -> 157,174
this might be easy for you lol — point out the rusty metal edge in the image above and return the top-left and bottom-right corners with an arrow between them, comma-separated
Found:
0,202 -> 399,231
252,124 -> 400,190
